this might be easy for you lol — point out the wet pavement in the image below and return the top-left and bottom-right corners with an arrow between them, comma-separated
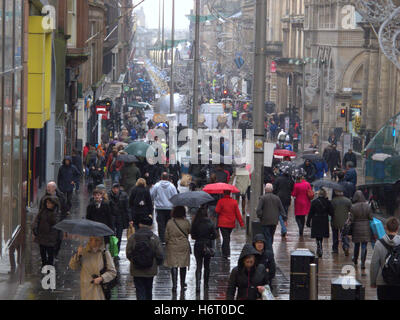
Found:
16,178 -> 377,300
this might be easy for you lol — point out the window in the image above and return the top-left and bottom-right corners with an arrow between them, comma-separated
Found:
15,0 -> 22,66
67,0 -> 77,47
4,0 -> 14,71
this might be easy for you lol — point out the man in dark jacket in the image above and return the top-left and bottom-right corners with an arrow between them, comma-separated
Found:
301,159 -> 317,183
343,149 -> 357,168
120,162 -> 141,195
57,156 -> 81,211
129,179 -> 154,229
256,184 -> 286,251
126,215 -> 164,300
226,244 -> 269,300
71,149 -> 83,192
108,183 -> 132,257
253,234 -> 276,287
337,171 -> 356,199
344,161 -> 357,186
327,144 -> 341,180
273,171 -> 294,237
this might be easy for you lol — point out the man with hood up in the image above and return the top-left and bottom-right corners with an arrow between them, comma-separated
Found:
57,156 -> 81,211
150,172 -> 178,244
226,244 -> 269,300
301,159 -> 317,183
253,234 -> 276,287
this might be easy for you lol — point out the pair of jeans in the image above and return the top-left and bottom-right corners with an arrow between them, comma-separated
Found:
110,170 -> 121,184
219,228 -> 233,258
295,216 -> 306,235
262,225 -> 277,251
65,191 -> 73,212
134,277 -> 154,300
279,215 -> 287,235
40,245 -> 55,266
156,209 -> 172,243
353,242 -> 368,263
331,225 -> 350,251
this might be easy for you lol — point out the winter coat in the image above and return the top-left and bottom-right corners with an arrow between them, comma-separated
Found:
256,193 -> 286,226
327,149 -> 341,169
57,157 -> 81,193
69,245 -> 117,300
72,154 -> 83,174
150,180 -> 177,210
301,162 -> 317,183
273,174 -> 294,207
331,196 -> 352,229
226,244 -> 269,300
129,186 -> 154,223
252,234 -> 276,284
86,150 -> 98,167
370,234 -> 400,286
32,196 -> 60,247
344,168 -> 357,186
120,163 -> 141,194
350,191 -> 373,243
108,190 -> 131,230
86,200 -> 114,231
306,197 -> 334,239
338,180 -> 356,200
314,160 -> 328,180
39,189 -> 68,219
234,170 -> 250,195
343,152 -> 357,168
106,154 -> 123,173
215,195 -> 244,229
126,226 -> 164,277
292,180 -> 312,216
191,217 -> 217,257
164,218 -> 191,268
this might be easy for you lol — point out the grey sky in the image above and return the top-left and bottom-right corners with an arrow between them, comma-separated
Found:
134,0 -> 194,31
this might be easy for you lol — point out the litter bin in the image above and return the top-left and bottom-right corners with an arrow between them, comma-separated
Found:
331,277 -> 365,300
293,138 -> 299,153
290,248 -> 318,300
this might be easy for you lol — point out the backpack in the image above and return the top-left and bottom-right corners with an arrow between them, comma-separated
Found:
379,239 -> 400,285
129,233 -> 155,269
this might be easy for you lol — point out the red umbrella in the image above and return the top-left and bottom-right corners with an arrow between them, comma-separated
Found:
273,149 -> 296,159
203,183 -> 240,194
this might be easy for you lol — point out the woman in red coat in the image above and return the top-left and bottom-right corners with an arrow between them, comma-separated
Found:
291,175 -> 312,236
215,190 -> 245,259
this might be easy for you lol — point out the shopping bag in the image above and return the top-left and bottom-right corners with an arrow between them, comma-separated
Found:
109,235 -> 119,257
370,217 -> 385,240
127,225 -> 135,239
261,285 -> 275,300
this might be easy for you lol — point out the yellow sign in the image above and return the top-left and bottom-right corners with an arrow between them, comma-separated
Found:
255,139 -> 263,151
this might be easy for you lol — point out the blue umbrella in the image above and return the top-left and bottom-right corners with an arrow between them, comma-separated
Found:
157,123 -> 168,128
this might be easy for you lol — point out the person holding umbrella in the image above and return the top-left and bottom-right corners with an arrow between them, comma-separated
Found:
69,236 -> 117,300
215,190 -> 245,260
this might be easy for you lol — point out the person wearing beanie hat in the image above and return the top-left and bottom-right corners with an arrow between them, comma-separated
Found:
126,214 -> 164,300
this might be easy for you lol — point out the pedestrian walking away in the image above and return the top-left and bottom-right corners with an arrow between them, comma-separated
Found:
273,170 -> 294,237
120,161 -> 141,195
32,196 -> 60,267
69,236 -> 117,300
129,178 -> 153,230
226,244 -> 269,300
126,215 -> 164,300
370,217 -> 400,300
164,206 -> 191,293
256,184 -> 287,251
215,190 -> 245,259
306,188 -> 334,258
150,172 -> 178,244
331,191 -> 352,255
190,205 -> 217,293
291,174 -> 312,236
350,190 -> 373,269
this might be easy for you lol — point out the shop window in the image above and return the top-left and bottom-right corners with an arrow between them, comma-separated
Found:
4,0 -> 14,71
67,0 -> 77,48
14,0 -> 22,67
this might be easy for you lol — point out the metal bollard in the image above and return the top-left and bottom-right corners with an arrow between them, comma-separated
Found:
310,263 -> 317,300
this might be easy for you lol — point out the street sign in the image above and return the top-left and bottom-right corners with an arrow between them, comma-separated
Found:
271,61 -> 277,73
96,106 -> 107,114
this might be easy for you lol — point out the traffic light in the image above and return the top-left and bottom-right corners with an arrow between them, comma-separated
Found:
223,88 -> 228,97
340,108 -> 346,118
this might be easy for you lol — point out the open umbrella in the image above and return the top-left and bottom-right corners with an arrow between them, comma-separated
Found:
302,154 -> 323,162
277,161 -> 298,175
169,191 -> 215,208
117,154 -> 139,163
125,141 -> 155,157
274,149 -> 297,159
54,219 -> 114,237
203,183 -> 239,194
312,180 -> 344,191
157,123 -> 168,128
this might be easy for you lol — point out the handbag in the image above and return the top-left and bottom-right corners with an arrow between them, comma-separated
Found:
127,225 -> 135,239
307,188 -> 315,200
109,236 -> 119,257
173,219 -> 192,255
100,251 -> 118,300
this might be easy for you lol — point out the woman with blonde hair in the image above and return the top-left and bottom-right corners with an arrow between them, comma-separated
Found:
129,178 -> 153,230
177,174 -> 192,194
69,236 -> 117,300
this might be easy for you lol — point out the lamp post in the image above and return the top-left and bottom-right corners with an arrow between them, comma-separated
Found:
170,0 -> 175,114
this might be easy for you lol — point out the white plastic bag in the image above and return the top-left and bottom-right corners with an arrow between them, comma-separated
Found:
261,285 -> 275,300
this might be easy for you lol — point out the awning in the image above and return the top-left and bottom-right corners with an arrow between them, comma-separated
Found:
101,83 -> 122,102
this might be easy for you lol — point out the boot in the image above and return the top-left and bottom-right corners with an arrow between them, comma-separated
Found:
180,267 -> 187,292
204,268 -> 210,290
361,248 -> 367,270
195,269 -> 201,293
316,240 -> 323,258
171,268 -> 178,292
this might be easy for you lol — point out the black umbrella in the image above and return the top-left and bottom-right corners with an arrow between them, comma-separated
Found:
117,154 -> 139,163
54,219 -> 115,236
302,154 -> 323,162
277,161 -> 299,176
312,180 -> 345,191
169,191 -> 215,208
